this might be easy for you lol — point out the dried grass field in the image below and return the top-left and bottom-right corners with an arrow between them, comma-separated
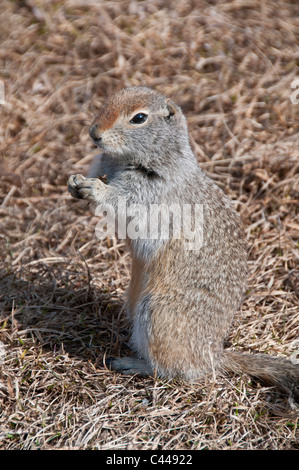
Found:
0,0 -> 299,450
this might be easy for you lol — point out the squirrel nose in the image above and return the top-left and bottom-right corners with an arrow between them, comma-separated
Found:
89,124 -> 102,142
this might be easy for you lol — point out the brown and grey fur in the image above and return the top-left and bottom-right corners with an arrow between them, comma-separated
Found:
68,87 -> 299,400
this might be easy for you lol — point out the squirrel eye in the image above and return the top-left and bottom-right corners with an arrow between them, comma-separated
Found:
130,113 -> 148,124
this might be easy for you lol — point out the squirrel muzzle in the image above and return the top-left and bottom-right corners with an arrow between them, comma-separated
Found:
89,124 -> 102,143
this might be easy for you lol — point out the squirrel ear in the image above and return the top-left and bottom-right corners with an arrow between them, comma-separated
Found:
165,99 -> 176,120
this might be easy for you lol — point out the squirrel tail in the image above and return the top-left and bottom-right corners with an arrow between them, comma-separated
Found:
221,350 -> 299,401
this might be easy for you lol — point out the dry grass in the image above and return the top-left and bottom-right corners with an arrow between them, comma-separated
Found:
0,0 -> 299,450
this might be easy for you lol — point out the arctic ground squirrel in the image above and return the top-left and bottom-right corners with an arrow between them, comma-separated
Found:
68,86 -> 299,400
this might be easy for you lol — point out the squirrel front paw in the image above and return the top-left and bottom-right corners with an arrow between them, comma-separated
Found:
67,174 -> 105,201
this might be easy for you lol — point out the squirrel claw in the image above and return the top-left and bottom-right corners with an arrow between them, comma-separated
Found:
68,174 -> 104,201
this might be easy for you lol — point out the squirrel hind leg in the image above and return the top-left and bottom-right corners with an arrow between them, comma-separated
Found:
106,356 -> 153,377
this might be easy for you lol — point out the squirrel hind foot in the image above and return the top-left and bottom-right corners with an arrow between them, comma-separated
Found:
106,356 -> 153,377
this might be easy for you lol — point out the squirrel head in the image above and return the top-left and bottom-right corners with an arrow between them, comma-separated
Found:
89,87 -> 192,169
